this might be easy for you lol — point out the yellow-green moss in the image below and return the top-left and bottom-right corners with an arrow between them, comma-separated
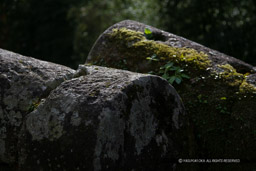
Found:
109,28 -> 256,95
217,64 -> 244,87
216,64 -> 256,94
239,80 -> 256,94
111,28 -> 145,46
110,28 -> 211,70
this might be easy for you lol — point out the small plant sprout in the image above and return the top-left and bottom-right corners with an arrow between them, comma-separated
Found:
146,54 -> 159,62
145,52 -> 189,85
159,61 -> 190,85
144,27 -> 153,40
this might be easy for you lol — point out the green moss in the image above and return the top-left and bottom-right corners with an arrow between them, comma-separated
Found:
106,28 -> 256,96
110,28 -> 211,70
239,80 -> 256,94
111,28 -> 145,46
216,64 -> 244,87
215,64 -> 256,94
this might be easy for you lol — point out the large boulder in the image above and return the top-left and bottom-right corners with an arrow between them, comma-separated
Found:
0,49 -> 75,165
0,49 -> 186,170
86,20 -> 256,167
87,20 -> 256,74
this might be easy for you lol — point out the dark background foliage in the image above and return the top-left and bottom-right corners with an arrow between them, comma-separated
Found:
1,0 -> 255,69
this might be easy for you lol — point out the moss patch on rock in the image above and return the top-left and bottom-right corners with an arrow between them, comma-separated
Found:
110,28 -> 211,72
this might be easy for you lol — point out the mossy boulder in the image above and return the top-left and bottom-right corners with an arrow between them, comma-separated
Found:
87,20 -> 256,168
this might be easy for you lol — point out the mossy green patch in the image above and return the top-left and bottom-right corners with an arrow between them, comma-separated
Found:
239,80 -> 256,94
110,28 -> 211,71
215,64 -> 256,94
216,64 -> 244,87
111,28 -> 145,43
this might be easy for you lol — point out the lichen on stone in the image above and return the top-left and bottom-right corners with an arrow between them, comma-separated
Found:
47,112 -> 64,141
94,107 -> 125,170
26,107 -> 65,141
129,98 -> 157,155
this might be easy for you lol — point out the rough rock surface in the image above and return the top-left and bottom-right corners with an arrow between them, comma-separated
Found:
0,48 -> 75,165
0,49 -> 186,170
86,20 -> 256,169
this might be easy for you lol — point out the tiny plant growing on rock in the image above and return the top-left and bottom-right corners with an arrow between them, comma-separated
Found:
146,54 -> 190,85
146,54 -> 159,62
27,100 -> 40,113
159,61 -> 190,84
144,27 -> 153,40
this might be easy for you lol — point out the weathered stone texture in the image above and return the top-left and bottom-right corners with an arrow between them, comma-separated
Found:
0,49 -> 186,170
20,65 -> 186,171
0,48 -> 75,166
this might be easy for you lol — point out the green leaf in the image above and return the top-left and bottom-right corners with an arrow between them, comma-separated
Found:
144,28 -> 152,35
175,77 -> 182,84
181,73 -> 190,79
175,67 -> 182,72
164,67 -> 170,74
162,73 -> 169,79
175,75 -> 182,79
168,76 -> 176,84
164,62 -> 173,68
146,56 -> 159,61
144,28 -> 153,39
148,71 -> 155,74
197,94 -> 202,99
170,66 -> 180,71
220,97 -> 227,100
158,70 -> 164,74
151,54 -> 157,58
